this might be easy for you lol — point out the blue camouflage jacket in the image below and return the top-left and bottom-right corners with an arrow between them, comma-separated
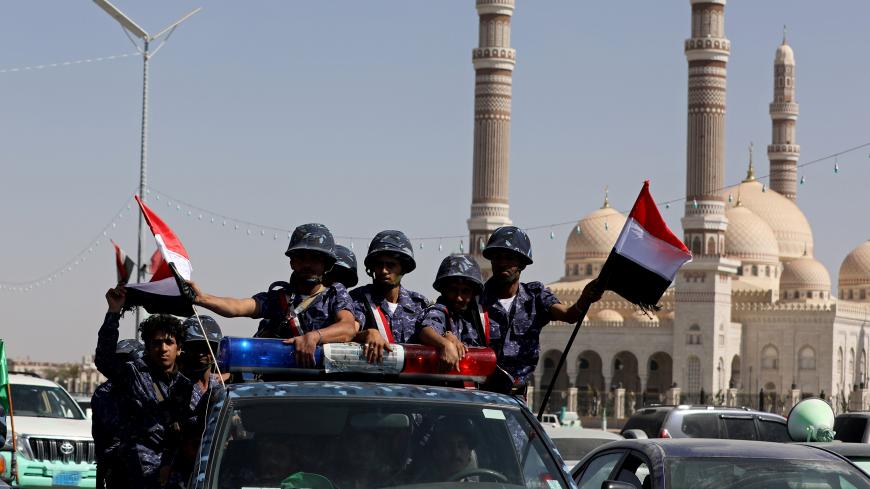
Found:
91,380 -> 120,464
351,284 -> 429,343
415,297 -> 497,347
251,281 -> 355,338
95,313 -> 193,488
481,281 -> 560,384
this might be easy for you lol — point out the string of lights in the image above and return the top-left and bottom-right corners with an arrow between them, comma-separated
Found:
0,52 -> 139,74
1,141 -> 867,293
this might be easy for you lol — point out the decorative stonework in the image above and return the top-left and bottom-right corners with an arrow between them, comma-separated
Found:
769,39 -> 800,201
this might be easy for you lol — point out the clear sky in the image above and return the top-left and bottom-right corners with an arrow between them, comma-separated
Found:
1,1 -> 868,362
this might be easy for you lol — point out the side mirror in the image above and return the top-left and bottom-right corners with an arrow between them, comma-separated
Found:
601,481 -> 637,489
621,429 -> 648,439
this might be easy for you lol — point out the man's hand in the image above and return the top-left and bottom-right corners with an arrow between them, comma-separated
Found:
436,339 -> 463,372
358,329 -> 392,364
576,278 -> 605,310
444,332 -> 468,360
183,280 -> 204,305
105,286 -> 126,313
283,331 -> 321,368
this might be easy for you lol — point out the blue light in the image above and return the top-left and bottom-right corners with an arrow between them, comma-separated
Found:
218,337 -> 324,373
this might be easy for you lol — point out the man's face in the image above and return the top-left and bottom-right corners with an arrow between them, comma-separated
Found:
488,250 -> 523,284
441,278 -> 476,312
289,250 -> 328,284
147,331 -> 180,371
369,254 -> 403,287
182,341 -> 213,371
435,431 -> 472,475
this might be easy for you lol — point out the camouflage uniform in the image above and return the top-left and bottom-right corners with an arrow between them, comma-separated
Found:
482,281 -> 560,384
91,380 -> 120,487
351,285 -> 429,343
95,313 -> 193,488
415,299 -> 496,347
251,281 -> 355,338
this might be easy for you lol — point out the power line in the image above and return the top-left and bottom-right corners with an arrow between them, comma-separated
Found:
0,52 -> 139,74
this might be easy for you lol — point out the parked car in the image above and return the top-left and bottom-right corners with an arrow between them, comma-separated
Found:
834,412 -> 870,443
571,438 -> 870,489
545,426 -> 622,468
0,374 -> 97,488
620,405 -> 790,442
802,443 -> 870,476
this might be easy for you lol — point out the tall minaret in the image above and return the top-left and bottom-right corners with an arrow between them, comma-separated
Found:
674,0 -> 740,397
467,0 -> 515,274
768,29 -> 800,201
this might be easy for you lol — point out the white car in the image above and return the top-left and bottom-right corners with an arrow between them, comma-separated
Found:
1,374 -> 97,488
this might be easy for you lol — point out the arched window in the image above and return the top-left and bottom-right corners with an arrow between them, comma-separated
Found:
850,290 -> 855,300
752,265 -> 758,276
765,266 -> 771,277
572,264 -> 580,276
691,237 -> 702,255
586,264 -> 593,276
687,325 -> 702,345
861,289 -> 867,300
706,237 -> 716,255
687,356 -> 701,393
578,358 -> 589,370
837,348 -> 844,385
849,349 -> 856,386
761,345 -> 779,370
799,347 -> 816,370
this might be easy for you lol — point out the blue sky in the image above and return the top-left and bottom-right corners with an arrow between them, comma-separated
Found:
1,1 -> 868,361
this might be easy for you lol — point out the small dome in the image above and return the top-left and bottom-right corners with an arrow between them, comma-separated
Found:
730,179 -> 814,260
566,206 -> 627,261
775,42 -> 795,65
725,206 -> 779,263
628,310 -> 659,325
780,256 -> 831,291
839,241 -> 870,288
595,309 -> 624,323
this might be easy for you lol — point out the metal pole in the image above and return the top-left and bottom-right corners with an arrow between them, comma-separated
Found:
134,40 -> 150,333
537,305 -> 590,421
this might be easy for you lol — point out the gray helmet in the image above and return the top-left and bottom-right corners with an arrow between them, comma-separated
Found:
433,254 -> 483,293
482,226 -> 533,265
364,230 -> 416,273
330,244 -> 359,287
182,315 -> 223,346
115,339 -> 144,360
284,223 -> 337,268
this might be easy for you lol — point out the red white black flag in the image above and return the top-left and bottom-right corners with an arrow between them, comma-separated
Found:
148,249 -> 165,275
111,240 -> 135,285
124,196 -> 194,316
599,181 -> 692,310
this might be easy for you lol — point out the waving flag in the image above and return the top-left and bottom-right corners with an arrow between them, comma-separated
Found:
148,248 -> 165,275
124,196 -> 194,316
599,181 -> 692,310
111,240 -> 136,285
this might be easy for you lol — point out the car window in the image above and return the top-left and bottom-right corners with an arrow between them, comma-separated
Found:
552,438 -> 618,463
758,418 -> 791,442
576,452 -> 623,489
10,384 -> 85,420
623,409 -> 669,438
615,453 -> 651,489
210,398 -> 570,489
667,457 -> 870,489
680,413 -> 720,438
721,416 -> 757,440
849,457 -> 870,476
835,417 -> 868,443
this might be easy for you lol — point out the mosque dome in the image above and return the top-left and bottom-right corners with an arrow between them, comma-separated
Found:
565,200 -> 626,261
780,256 -> 831,300
724,205 -> 779,263
595,309 -> 624,323
838,241 -> 870,301
730,178 -> 814,260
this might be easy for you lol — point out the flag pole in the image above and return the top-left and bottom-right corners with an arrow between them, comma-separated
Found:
537,305 -> 590,421
191,306 -> 225,387
6,383 -> 19,485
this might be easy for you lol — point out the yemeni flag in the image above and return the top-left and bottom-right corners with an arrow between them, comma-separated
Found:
148,249 -> 165,275
0,339 -> 9,413
599,181 -> 692,310
111,240 -> 136,285
124,196 -> 194,316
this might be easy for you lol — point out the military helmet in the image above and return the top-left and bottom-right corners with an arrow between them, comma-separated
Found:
115,339 -> 144,360
433,254 -> 483,293
284,223 -> 337,268
481,226 -> 533,265
330,244 -> 359,287
364,230 -> 416,273
182,315 -> 223,346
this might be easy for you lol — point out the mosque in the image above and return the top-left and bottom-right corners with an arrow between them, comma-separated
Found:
464,1 -> 870,414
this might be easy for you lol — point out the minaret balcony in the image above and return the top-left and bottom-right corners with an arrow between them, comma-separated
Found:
769,102 -> 799,119
767,144 -> 800,159
476,0 -> 515,16
472,48 -> 516,70
685,38 -> 730,62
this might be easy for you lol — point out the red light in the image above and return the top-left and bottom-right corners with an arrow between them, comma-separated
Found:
660,428 -> 671,438
401,345 -> 497,381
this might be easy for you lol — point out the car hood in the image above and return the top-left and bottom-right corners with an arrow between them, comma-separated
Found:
7,416 -> 93,440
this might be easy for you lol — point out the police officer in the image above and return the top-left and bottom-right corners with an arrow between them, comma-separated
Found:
480,226 -> 603,386
186,223 -> 357,368
98,286 -> 193,488
417,255 -> 496,372
92,339 -> 143,489
350,231 -> 429,363
323,244 -> 359,289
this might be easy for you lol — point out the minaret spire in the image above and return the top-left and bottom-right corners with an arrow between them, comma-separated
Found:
467,0 -> 516,275
768,28 -> 800,201
602,186 -> 610,209
744,142 -> 756,182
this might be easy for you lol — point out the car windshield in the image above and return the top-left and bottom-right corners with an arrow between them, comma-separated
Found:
210,398 -> 568,489
667,457 -> 870,489
551,438 -> 615,463
10,383 -> 85,420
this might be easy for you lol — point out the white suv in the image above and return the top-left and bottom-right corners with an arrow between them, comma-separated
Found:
1,374 -> 97,488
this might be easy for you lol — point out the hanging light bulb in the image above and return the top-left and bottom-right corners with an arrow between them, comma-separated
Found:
665,203 -> 670,209
234,224 -> 239,230
350,241 -> 354,250
438,242 -> 443,252
575,225 -> 582,235
800,175 -> 806,185
604,221 -> 609,231
273,233 -> 278,240
549,231 -> 555,240
459,241 -> 464,253
762,184 -> 767,193
210,217 -> 215,224
155,195 -> 160,201
834,157 -> 840,174
692,198 -> 699,209
728,193 -> 733,203
198,214 -> 203,220
419,242 -> 424,250
260,230 -> 265,236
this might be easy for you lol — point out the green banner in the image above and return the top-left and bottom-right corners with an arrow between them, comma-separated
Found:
0,339 -> 8,412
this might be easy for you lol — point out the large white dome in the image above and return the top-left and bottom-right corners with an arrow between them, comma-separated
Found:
725,205 -> 779,263
780,256 -> 831,292
565,205 -> 626,262
839,240 -> 870,291
730,179 -> 814,260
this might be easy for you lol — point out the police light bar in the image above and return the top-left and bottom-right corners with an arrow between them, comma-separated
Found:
217,337 -> 497,382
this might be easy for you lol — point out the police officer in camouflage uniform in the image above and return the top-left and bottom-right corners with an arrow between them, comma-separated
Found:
417,255 -> 497,371
350,231 -> 429,364
92,338 -> 143,489
187,223 -> 357,368
98,287 -> 193,488
323,244 -> 359,289
479,226 -> 603,386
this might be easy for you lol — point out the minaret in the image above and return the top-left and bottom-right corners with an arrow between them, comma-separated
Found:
768,28 -> 800,201
674,0 -> 740,397
467,0 -> 515,275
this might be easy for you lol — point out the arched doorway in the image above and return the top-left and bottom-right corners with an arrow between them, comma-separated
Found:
646,352 -> 673,395
730,355 -> 741,389
575,350 -> 604,393
611,351 -> 640,392
539,350 -> 570,413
